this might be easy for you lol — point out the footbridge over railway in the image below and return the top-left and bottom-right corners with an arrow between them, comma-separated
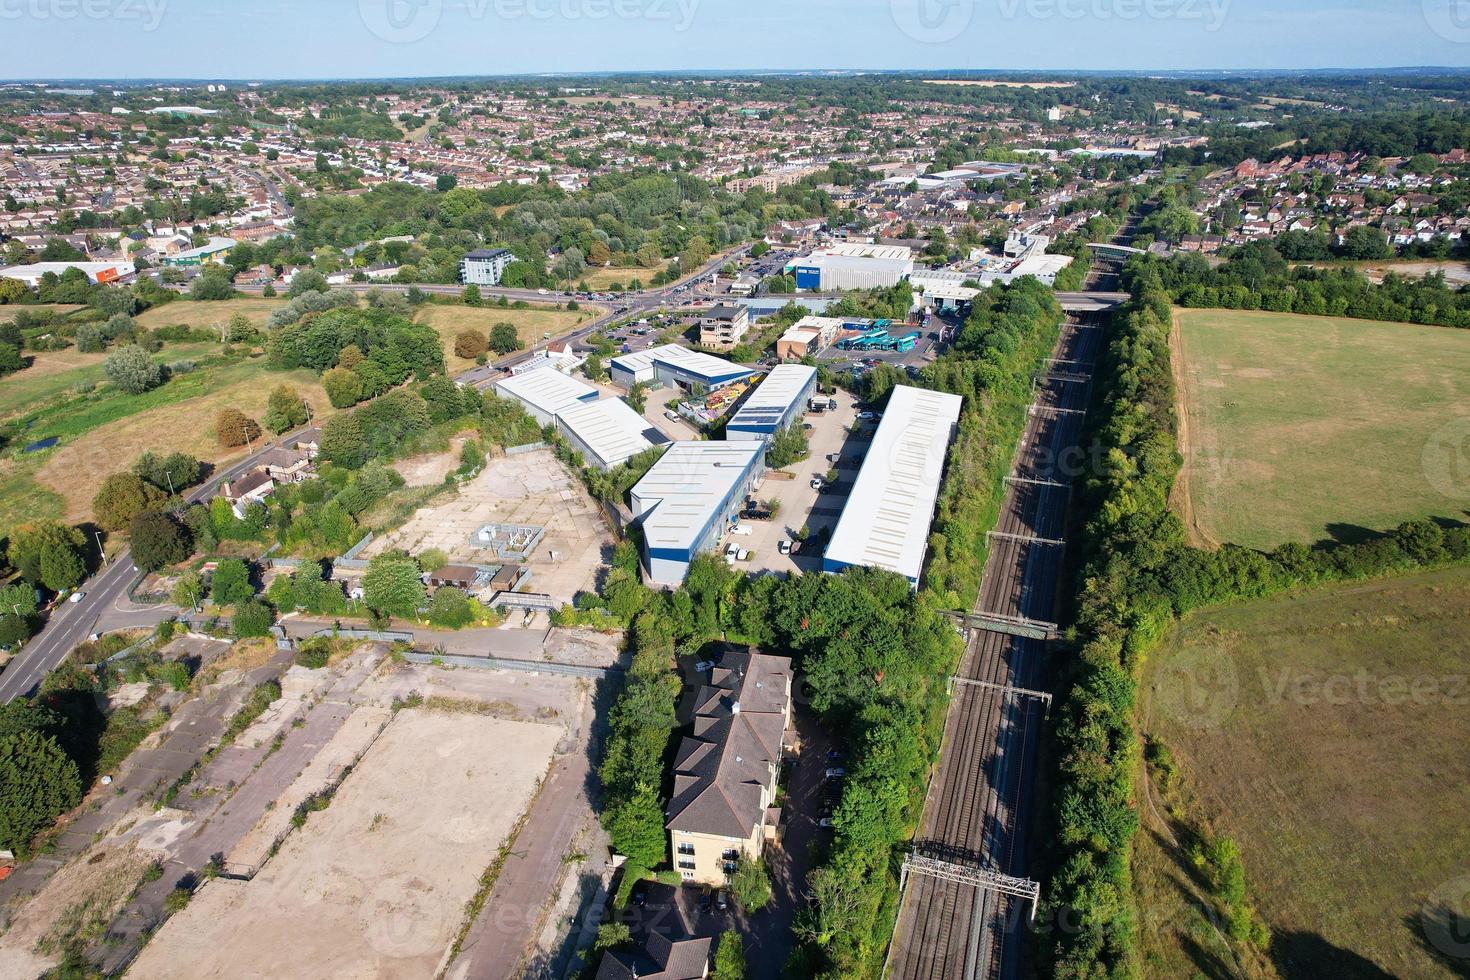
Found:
1054,290 -> 1129,312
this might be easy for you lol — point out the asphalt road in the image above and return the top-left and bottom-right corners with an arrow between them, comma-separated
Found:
0,426 -> 317,704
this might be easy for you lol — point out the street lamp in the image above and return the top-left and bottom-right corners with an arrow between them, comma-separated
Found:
94,530 -> 105,565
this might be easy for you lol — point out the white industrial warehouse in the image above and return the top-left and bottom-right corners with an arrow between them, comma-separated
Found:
789,243 -> 914,291
609,344 -> 754,394
725,364 -> 818,442
556,397 -> 665,471
823,385 -> 963,586
493,367 -> 598,427
493,366 -> 663,470
630,441 -> 766,585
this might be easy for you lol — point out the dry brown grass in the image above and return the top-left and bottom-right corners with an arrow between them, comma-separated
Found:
415,303 -> 604,371
133,297 -> 286,334
36,365 -> 331,522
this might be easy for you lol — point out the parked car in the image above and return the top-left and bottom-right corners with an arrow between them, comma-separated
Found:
665,410 -> 682,423
715,889 -> 730,912
694,659 -> 716,673
809,478 -> 825,491
731,524 -> 753,537
700,889 -> 715,914
725,543 -> 740,560
778,540 -> 792,556
824,767 -> 845,779
631,883 -> 648,907
857,410 -> 880,422
827,749 -> 844,761
818,817 -> 835,829
826,453 -> 841,463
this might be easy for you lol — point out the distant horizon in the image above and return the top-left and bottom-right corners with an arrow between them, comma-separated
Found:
6,65 -> 1470,86
4,0 -> 1469,80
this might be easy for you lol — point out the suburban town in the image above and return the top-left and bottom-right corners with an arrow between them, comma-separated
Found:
1,7 -> 1469,980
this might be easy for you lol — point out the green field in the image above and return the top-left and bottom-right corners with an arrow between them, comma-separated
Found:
1172,308 -> 1470,549
1136,565 -> 1470,979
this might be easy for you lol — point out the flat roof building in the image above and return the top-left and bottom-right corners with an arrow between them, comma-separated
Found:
610,344 -> 754,395
788,243 -> 914,292
161,236 -> 237,267
0,261 -> 133,286
557,397 -> 666,471
461,247 -> 514,286
776,315 -> 846,360
725,365 -> 817,442
823,385 -> 963,587
631,441 -> 766,585
697,303 -> 751,351
493,367 -> 598,427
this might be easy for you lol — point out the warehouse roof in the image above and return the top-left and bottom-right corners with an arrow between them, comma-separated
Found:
632,441 -> 764,554
493,366 -> 597,418
824,385 -> 963,584
557,397 -> 665,469
727,364 -> 816,434
612,344 -> 754,386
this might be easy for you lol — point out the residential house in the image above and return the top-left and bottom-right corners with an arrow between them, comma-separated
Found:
222,469 -> 274,518
595,932 -> 711,980
666,648 -> 792,886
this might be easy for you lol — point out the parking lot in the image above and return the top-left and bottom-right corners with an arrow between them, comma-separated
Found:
718,389 -> 867,577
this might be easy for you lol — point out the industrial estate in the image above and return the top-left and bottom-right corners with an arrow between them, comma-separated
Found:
1,22 -> 1469,980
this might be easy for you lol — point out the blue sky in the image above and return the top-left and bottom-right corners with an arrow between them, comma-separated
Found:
3,0 -> 1469,79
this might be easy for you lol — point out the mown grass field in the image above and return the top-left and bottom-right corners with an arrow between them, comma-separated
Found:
1136,565 -> 1470,979
578,264 -> 667,289
1172,308 -> 1470,549
414,302 -> 603,371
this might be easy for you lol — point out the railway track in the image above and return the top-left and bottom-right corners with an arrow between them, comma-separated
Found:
886,309 -> 1105,980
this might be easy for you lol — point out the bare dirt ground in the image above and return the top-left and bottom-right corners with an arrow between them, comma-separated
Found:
126,708 -> 562,980
393,439 -> 465,487
365,449 -> 612,604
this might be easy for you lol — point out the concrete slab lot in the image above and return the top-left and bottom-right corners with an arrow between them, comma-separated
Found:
734,389 -> 861,576
364,449 -> 612,605
128,708 -> 562,980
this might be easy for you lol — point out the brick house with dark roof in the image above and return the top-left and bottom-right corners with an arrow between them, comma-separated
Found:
666,648 -> 792,886
595,932 -> 711,980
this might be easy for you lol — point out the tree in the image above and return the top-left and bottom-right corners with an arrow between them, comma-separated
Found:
713,931 -> 746,980
38,540 -> 86,593
226,312 -> 256,343
287,269 -> 329,297
320,413 -> 367,469
129,511 -> 191,572
427,587 -> 475,629
216,407 -> 263,448
132,452 -> 202,494
362,552 -> 425,619
728,855 -> 772,912
322,367 -> 364,408
0,583 -> 40,649
171,569 -> 206,611
766,424 -> 809,469
8,522 -> 88,589
436,173 -> 458,192
265,384 -> 309,434
102,344 -> 162,394
454,329 -> 487,360
594,921 -> 632,953
93,473 -> 166,532
625,383 -> 647,414
75,322 -> 105,353
232,599 -> 274,638
488,322 -> 522,354
603,781 -> 666,870
209,558 -> 254,606
188,266 -> 235,300
462,283 -> 483,307
0,731 -> 82,851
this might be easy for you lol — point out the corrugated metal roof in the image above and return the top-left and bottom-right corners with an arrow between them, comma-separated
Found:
824,385 -> 962,583
632,441 -> 765,552
493,366 -> 596,418
727,364 -> 816,433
